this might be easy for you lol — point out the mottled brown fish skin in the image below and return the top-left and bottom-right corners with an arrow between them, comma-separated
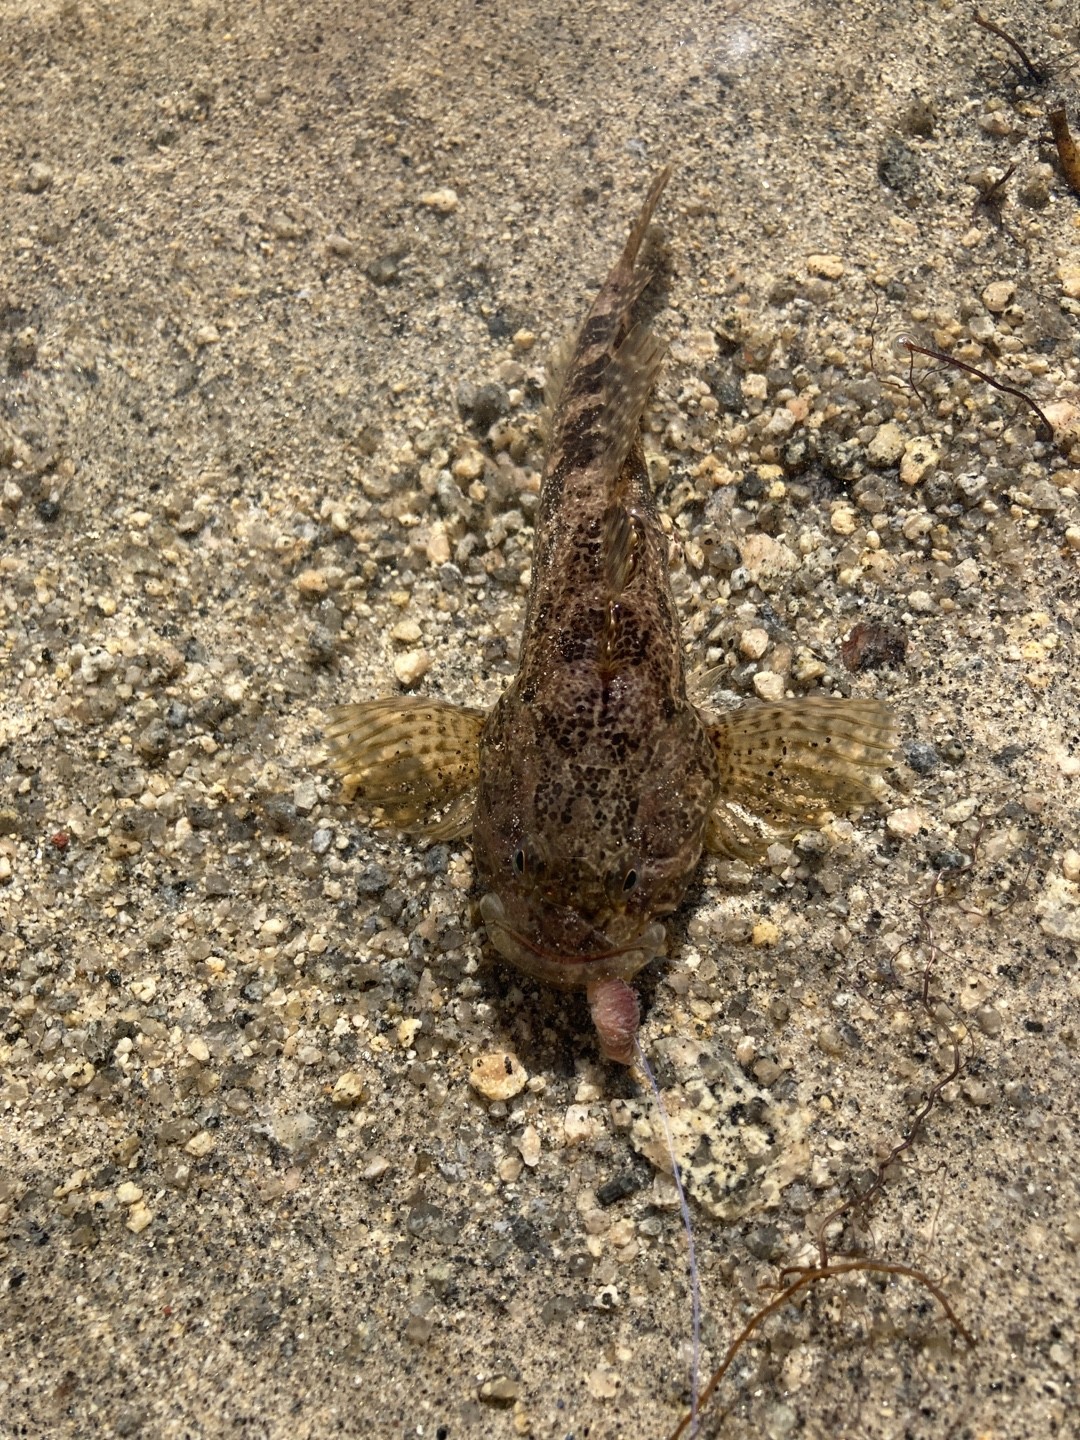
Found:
327,171 -> 896,1066
471,170 -> 721,1058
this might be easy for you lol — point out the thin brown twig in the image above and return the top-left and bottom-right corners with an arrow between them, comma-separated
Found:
972,11 -> 1045,85
667,1261 -> 973,1440
898,338 -> 1056,441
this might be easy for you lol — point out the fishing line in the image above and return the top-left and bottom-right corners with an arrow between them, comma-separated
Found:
635,1038 -> 700,1436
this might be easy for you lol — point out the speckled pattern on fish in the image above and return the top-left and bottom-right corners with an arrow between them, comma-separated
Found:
328,171 -> 895,1064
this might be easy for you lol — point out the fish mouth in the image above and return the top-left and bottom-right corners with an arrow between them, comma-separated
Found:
479,891 -> 666,988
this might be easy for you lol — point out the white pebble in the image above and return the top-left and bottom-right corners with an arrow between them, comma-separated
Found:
738,627 -> 769,660
517,1125 -> 542,1167
886,807 -> 924,838
753,671 -> 785,702
393,649 -> 431,687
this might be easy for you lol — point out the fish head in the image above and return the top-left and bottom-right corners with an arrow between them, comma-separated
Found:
473,698 -> 717,989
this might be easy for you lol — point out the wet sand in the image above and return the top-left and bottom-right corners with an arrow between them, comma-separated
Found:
2,1 -> 1078,1436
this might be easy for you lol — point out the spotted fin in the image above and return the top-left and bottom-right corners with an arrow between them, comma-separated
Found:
703,697 -> 896,859
325,698 -> 486,839
602,502 -> 646,597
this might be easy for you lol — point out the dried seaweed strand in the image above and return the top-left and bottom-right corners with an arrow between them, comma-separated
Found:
898,337 -> 1055,441
666,1261 -> 972,1440
971,10 -> 1044,85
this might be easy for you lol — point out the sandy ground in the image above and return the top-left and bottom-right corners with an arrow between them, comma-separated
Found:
2,1 -> 1079,1436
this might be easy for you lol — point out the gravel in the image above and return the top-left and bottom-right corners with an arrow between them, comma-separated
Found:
1,2 -> 1078,1438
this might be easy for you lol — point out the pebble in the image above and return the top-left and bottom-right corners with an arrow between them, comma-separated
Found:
393,649 -> 431,687
867,422 -> 905,467
586,1367 -> 619,1399
564,1105 -> 596,1144
830,503 -> 857,535
126,1203 -> 154,1235
469,1051 -> 528,1101
27,162 -> 54,192
420,188 -> 459,214
295,568 -> 329,598
738,626 -> 769,660
478,1376 -> 521,1405
325,233 -> 354,258
389,618 -> 422,645
116,1182 -> 144,1205
906,590 -> 934,613
517,1125 -> 541,1167
981,280 -> 1015,313
900,435 -> 940,487
887,807 -> 924,838
752,671 -> 785,702
905,741 -> 939,775
752,918 -> 779,947
186,1038 -> 210,1063
807,253 -> 844,279
1062,850 -> 1080,882
332,1071 -> 369,1106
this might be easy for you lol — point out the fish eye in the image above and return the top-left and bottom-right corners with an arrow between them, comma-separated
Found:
622,867 -> 639,893
513,846 -> 526,876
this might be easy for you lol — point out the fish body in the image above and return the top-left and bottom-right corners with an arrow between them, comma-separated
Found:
327,172 -> 895,1064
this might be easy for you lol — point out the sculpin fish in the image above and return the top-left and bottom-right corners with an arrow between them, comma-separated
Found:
327,169 -> 894,1064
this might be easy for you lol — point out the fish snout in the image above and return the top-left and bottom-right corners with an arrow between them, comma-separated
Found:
479,890 -> 665,987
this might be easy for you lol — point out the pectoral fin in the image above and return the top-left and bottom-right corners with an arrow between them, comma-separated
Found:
325,698 -> 486,839
704,697 -> 896,859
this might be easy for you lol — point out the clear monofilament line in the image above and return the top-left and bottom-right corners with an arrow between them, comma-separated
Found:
635,1038 -> 700,1436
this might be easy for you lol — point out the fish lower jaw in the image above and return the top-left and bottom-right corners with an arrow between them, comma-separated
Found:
479,891 -> 665,989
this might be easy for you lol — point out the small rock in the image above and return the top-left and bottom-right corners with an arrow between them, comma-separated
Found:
333,1072 -> 369,1106
27,162 -> 54,193
420,188 -> 459,214
389,618 -> 423,645
905,741 -> 939,774
116,1182 -> 144,1205
393,649 -> 431,687
830,503 -> 857,535
1062,849 -> 1080,882
295,569 -> 329,598
752,918 -> 780,947
517,1125 -> 542,1167
738,627 -> 769,660
753,672 -> 785,702
126,1203 -> 154,1234
564,1105 -> 595,1144
585,1366 -> 619,1399
867,422 -> 905,467
8,328 -> 38,372
193,324 -> 220,348
807,254 -> 845,279
981,280 -> 1015,314
900,435 -> 940,487
186,1038 -> 210,1064
469,1051 -> 528,1101
326,233 -> 354,258
478,1376 -> 521,1406
887,807 -> 924,838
